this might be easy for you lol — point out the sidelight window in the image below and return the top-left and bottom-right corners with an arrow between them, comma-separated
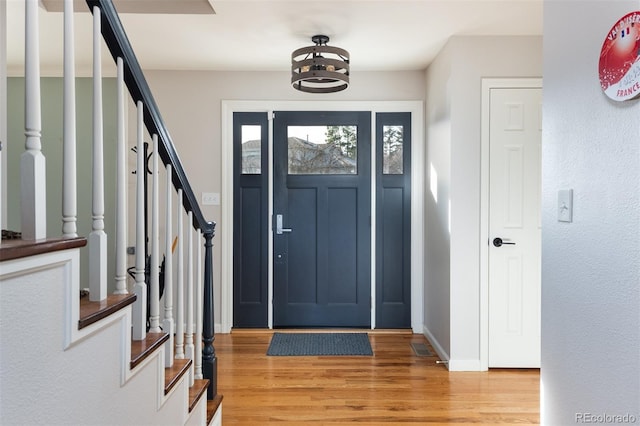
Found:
241,125 -> 262,174
382,125 -> 404,175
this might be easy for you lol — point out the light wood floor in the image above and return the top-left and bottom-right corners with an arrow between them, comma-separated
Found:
216,330 -> 540,425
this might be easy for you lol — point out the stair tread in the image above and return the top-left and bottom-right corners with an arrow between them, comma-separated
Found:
130,332 -> 169,369
206,394 -> 224,424
0,236 -> 87,262
79,293 -> 136,329
188,379 -> 210,413
165,358 -> 191,395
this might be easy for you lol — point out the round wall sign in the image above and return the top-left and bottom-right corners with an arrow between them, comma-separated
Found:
599,11 -> 640,101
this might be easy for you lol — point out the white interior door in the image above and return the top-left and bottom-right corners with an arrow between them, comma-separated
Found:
488,87 -> 541,368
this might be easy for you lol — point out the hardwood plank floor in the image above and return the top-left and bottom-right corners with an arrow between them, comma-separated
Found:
216,331 -> 539,425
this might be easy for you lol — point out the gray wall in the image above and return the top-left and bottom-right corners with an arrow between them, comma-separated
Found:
541,0 -> 640,422
0,0 -> 6,228
7,78 -> 119,292
424,41 -> 453,357
141,69 -> 426,325
6,69 -> 424,325
424,35 -> 543,368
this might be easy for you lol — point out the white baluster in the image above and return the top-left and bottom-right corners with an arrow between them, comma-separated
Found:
163,164 -> 174,367
195,230 -> 203,380
89,6 -> 107,301
175,189 -> 185,358
61,0 -> 76,238
21,0 -> 46,240
132,101 -> 147,341
148,134 -> 161,332
114,57 -> 127,295
185,212 -> 195,386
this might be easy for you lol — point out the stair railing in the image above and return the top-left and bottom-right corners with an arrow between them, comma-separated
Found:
83,0 -> 218,399
15,0 -> 217,400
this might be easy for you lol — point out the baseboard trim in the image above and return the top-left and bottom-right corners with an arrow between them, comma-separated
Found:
422,325 -> 482,371
422,325 -> 449,364
447,359 -> 482,371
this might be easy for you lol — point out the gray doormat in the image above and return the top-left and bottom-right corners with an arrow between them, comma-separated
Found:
266,332 -> 373,356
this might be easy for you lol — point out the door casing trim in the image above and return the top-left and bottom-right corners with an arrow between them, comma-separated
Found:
221,100 -> 424,333
480,78 -> 542,371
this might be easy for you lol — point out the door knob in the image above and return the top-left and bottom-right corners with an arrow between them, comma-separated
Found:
493,237 -> 515,247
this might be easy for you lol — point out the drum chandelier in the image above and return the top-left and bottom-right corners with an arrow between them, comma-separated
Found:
291,35 -> 350,93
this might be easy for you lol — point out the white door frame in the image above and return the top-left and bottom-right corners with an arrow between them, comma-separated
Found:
480,78 -> 542,371
221,100 -> 424,333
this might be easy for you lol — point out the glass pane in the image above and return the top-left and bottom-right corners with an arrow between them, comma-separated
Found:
287,125 -> 357,175
382,125 -> 404,174
241,125 -> 261,174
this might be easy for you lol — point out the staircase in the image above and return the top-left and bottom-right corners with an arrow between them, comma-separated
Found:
0,1 -> 222,424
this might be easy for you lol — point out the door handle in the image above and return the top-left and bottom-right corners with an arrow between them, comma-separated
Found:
276,214 -> 293,235
493,237 -> 515,247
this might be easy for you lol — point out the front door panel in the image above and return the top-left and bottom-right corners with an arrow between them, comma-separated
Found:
273,111 -> 371,327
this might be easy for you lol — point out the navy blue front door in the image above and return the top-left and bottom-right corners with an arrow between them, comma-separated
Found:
273,111 -> 371,327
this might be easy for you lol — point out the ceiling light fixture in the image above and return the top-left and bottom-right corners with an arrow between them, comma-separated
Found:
291,35 -> 350,93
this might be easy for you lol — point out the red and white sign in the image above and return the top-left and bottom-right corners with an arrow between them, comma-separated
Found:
599,11 -> 640,101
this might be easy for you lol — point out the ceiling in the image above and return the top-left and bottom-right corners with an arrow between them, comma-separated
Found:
7,0 -> 543,74
40,0 -> 217,14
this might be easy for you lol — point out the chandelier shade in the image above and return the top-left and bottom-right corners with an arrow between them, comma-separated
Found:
291,35 -> 350,93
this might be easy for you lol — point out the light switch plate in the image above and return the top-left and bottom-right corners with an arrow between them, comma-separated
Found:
558,189 -> 573,222
202,192 -> 220,206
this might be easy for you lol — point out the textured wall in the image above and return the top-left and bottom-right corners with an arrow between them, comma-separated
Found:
0,251 -> 196,425
541,0 -> 640,423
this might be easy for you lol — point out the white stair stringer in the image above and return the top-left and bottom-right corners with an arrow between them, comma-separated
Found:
0,247 -> 208,425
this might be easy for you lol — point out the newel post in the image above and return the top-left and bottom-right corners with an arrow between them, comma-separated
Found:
202,221 -> 217,399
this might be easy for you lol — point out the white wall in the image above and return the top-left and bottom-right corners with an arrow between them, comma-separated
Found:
541,1 -> 640,423
141,70 -> 426,326
424,42 -> 453,358
424,36 -> 543,369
